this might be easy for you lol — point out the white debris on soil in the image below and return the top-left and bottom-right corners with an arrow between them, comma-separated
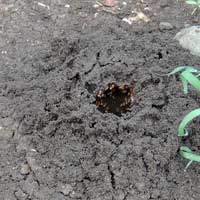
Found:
30,148 -> 37,152
1,51 -> 7,54
122,12 -> 150,25
175,26 -> 200,57
93,3 -> 100,8
94,13 -> 99,18
64,4 -> 70,8
159,22 -> 173,31
144,6 -> 151,11
122,17 -> 133,25
132,12 -> 150,23
36,1 -> 50,10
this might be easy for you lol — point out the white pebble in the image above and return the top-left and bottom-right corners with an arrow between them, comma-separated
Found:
122,18 -> 132,25
65,4 -> 70,8
37,2 -> 50,10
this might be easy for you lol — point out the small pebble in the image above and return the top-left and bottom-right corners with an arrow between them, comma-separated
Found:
59,184 -> 73,196
94,13 -> 98,18
14,189 -> 27,199
93,4 -> 100,8
20,164 -> 30,175
122,17 -> 132,25
159,1 -> 169,8
159,22 -> 173,31
65,4 -> 70,8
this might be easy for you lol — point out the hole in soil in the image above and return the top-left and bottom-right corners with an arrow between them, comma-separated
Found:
96,52 -> 100,60
95,82 -> 135,116
153,77 -> 160,84
50,113 -> 58,121
156,51 -> 163,59
85,82 -> 97,93
108,165 -> 115,189
152,104 -> 165,109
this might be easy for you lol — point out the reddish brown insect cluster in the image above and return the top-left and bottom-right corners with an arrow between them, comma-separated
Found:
96,82 -> 135,115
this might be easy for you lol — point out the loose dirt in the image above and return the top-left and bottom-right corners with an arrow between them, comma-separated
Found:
1,0 -> 200,199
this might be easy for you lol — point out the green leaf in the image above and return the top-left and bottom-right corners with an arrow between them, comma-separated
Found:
180,146 -> 200,162
196,72 -> 200,77
180,146 -> 200,170
178,108 -> 200,136
169,67 -> 200,94
168,66 -> 197,76
169,66 -> 200,170
168,66 -> 186,76
186,0 -> 197,2
180,71 -> 200,94
186,0 -> 198,5
180,74 -> 189,94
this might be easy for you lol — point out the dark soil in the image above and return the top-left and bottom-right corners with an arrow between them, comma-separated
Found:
1,0 -> 200,199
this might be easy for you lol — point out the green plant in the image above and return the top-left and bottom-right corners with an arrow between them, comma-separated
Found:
169,66 -> 200,170
185,0 -> 200,14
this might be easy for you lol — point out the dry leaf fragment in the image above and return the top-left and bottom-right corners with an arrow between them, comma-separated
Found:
130,12 -> 150,23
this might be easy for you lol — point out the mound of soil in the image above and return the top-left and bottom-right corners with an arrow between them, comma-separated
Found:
1,0 -> 200,199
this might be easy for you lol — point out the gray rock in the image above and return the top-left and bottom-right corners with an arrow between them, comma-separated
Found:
26,149 -> 41,173
20,164 -> 30,175
159,22 -> 173,31
114,190 -> 125,200
14,189 -> 28,199
58,183 -> 73,196
175,26 -> 200,57
22,175 -> 39,194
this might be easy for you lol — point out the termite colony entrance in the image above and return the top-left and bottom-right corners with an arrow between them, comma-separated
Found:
95,82 -> 135,115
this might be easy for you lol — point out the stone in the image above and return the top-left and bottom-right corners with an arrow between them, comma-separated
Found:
20,164 -> 30,175
159,22 -> 173,31
59,183 -> 73,196
114,190 -> 125,200
151,189 -> 161,199
175,26 -> 200,57
159,0 -> 170,8
14,189 -> 28,199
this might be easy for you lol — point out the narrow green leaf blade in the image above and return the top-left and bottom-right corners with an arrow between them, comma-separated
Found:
186,0 -> 198,5
180,146 -> 200,162
178,108 -> 200,136
180,75 -> 188,94
180,71 -> 200,92
168,66 -> 187,76
168,66 -> 197,76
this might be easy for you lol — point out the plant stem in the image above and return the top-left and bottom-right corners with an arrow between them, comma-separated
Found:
191,7 -> 197,15
184,160 -> 193,171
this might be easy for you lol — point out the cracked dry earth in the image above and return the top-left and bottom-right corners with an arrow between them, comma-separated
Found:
1,0 -> 200,200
